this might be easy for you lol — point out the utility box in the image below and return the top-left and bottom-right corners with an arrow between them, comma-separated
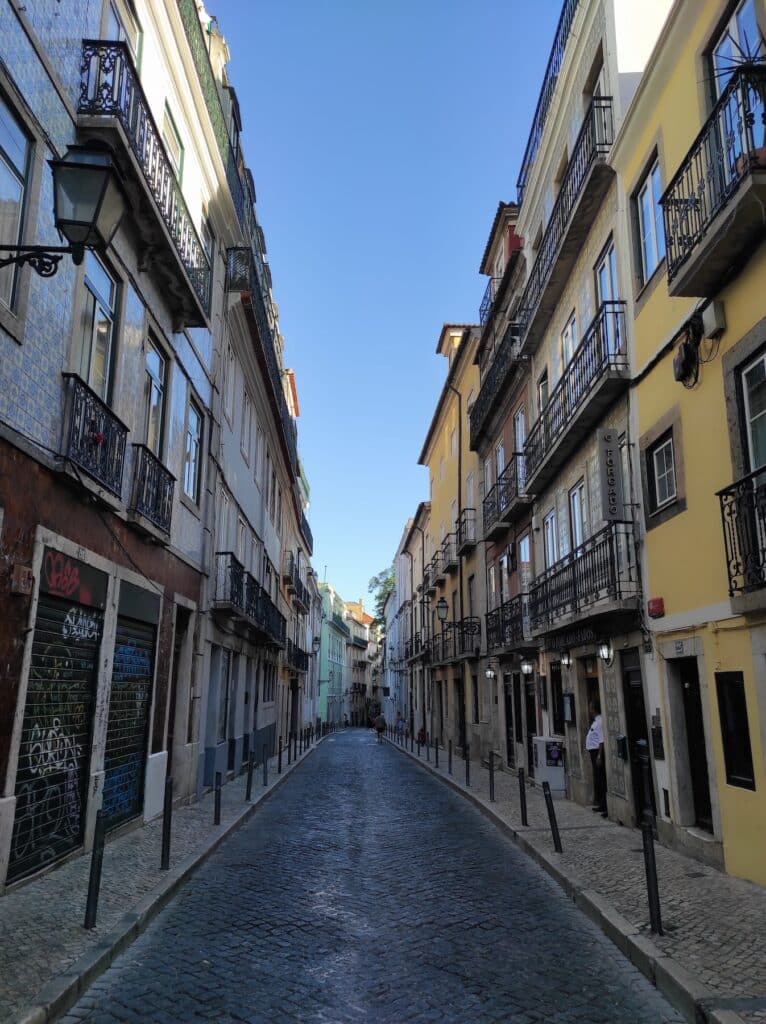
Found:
533,736 -> 566,794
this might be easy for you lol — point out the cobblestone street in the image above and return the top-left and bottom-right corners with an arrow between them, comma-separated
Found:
59,731 -> 683,1024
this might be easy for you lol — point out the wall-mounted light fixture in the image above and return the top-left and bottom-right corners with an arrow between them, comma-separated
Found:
560,651 -> 572,668
520,657 -> 535,677
312,636 -> 321,654
436,597 -> 448,622
597,640 -> 614,666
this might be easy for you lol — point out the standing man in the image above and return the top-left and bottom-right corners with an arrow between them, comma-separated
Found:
585,699 -> 607,817
395,710 -> 404,740
374,711 -> 386,743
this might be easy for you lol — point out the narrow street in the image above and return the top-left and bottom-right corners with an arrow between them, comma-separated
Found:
61,733 -> 683,1024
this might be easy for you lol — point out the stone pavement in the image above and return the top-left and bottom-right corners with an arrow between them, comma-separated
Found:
0,733 -> 318,1024
384,732 -> 766,1024
58,730 -> 684,1024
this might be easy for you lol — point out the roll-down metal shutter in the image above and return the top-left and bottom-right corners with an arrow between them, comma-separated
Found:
9,595 -> 103,882
102,616 -> 156,829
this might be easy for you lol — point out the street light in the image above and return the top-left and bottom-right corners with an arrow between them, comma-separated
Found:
520,657 -> 535,677
560,651 -> 572,668
312,636 -> 321,654
436,597 -> 448,622
0,145 -> 126,277
597,640 -> 614,666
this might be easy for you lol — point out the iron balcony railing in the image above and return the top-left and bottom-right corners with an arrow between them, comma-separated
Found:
301,511 -> 313,557
215,552 -> 286,645
482,455 -> 528,536
286,639 -> 309,673
442,533 -> 458,573
456,508 -> 477,551
516,98 -> 614,344
79,40 -> 210,314
718,466 -> 766,597
469,321 -> 520,448
283,551 -> 296,588
661,64 -> 766,284
61,374 -> 128,498
422,564 -> 432,592
431,618 -> 481,662
129,444 -> 174,535
431,623 -> 455,664
486,594 -> 530,651
517,0 -> 582,202
227,248 -> 298,473
432,549 -> 444,583
528,522 -> 638,631
479,276 -> 502,326
352,634 -> 367,649
332,612 -> 350,637
524,302 -> 627,482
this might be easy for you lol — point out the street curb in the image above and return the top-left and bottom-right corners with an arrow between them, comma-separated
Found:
12,740 -> 324,1024
385,737 -> 747,1024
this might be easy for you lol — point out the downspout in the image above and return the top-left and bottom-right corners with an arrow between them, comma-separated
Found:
411,522 -> 427,734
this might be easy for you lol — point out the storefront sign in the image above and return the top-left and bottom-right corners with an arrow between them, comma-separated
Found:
598,430 -> 624,521
41,547 -> 107,609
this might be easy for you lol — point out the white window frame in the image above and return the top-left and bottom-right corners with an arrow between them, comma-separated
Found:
183,397 -> 203,503
651,435 -> 677,510
561,310 -> 577,369
742,351 -> 766,471
569,479 -> 587,549
637,160 -> 666,284
241,389 -> 252,463
543,509 -> 558,569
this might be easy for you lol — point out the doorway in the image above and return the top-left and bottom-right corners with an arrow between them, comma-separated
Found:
678,657 -> 713,832
166,606 -> 190,778
503,673 -> 515,767
525,678 -> 536,777
621,648 -> 654,820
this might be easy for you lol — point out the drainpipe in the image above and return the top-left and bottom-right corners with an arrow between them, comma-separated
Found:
446,382 -> 465,625
410,523 -> 427,734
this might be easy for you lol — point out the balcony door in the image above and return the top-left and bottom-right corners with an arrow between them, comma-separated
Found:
514,407 -> 527,490
742,351 -> 766,472
74,252 -> 117,403
712,1 -> 762,190
595,243 -> 619,355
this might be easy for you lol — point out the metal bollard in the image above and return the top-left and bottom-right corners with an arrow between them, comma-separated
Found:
426,737 -> 430,762
417,738 -> 421,758
246,753 -> 254,801
465,744 -> 470,787
278,737 -> 283,774
287,733 -> 292,765
542,781 -> 563,852
489,750 -> 495,802
518,767 -> 528,826
299,729 -> 303,756
448,739 -> 452,775
410,731 -> 413,752
160,775 -> 173,870
214,771 -> 222,825
435,737 -> 439,768
639,751 -> 663,934
262,744 -> 268,786
293,732 -> 298,762
84,809 -> 107,929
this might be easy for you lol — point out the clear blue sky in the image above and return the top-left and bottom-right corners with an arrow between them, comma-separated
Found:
223,0 -> 561,607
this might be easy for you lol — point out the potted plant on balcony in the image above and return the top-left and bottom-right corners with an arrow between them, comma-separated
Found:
713,29 -> 766,175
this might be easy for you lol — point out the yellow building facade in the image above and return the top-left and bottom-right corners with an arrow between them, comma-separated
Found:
613,0 -> 766,883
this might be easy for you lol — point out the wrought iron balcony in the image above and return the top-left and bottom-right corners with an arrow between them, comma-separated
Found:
286,638 -> 309,673
214,552 -> 246,613
661,65 -> 766,297
422,564 -> 432,593
528,522 -> 639,634
352,634 -> 367,649
524,302 -> 629,492
61,374 -> 128,499
718,466 -> 766,601
456,508 -> 477,554
301,511 -> 314,557
332,612 -> 351,637
442,533 -> 458,574
479,276 -> 501,326
482,455 -> 530,541
283,551 -> 296,588
486,595 -> 532,651
129,444 -> 174,536
517,0 -> 582,203
430,623 -> 456,665
432,549 -> 445,585
215,553 -> 286,646
78,41 -> 210,325
455,617 -> 481,657
516,98 -> 614,353
469,321 -> 520,449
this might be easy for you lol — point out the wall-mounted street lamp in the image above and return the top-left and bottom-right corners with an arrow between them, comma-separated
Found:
312,636 -> 321,654
436,597 -> 448,622
560,651 -> 572,668
0,145 -> 126,277
597,640 -> 614,666
520,657 -> 535,677
484,663 -> 496,680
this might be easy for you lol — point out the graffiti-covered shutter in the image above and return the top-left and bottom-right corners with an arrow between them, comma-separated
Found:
102,617 -> 156,828
9,594 -> 103,882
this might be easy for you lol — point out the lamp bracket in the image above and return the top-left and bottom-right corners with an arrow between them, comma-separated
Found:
0,243 -> 83,276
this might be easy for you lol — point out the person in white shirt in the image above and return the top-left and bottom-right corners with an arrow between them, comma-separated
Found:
585,699 -> 607,816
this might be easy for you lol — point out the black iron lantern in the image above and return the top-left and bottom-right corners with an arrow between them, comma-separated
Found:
436,597 -> 448,622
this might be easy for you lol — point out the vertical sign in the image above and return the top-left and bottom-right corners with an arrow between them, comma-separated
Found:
599,430 -> 624,521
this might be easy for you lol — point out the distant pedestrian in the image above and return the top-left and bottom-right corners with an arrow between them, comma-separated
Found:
586,699 -> 607,817
395,711 -> 404,738
374,712 -> 386,743
343,714 -> 349,728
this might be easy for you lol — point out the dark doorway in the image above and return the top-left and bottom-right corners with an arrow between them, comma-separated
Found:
166,606 -> 190,778
679,657 -> 713,832
455,676 -> 466,751
513,672 -> 523,747
621,648 -> 654,821
525,678 -> 536,778
503,674 -> 515,768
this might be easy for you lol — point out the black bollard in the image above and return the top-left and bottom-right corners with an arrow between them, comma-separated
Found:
639,751 -> 663,934
489,750 -> 495,802
465,744 -> 470,787
214,771 -> 222,825
278,737 -> 283,774
287,733 -> 292,766
160,775 -> 173,870
448,739 -> 452,775
426,736 -> 430,762
542,781 -> 563,852
246,753 -> 254,801
435,737 -> 439,768
262,744 -> 268,786
417,738 -> 421,758
84,810 -> 107,929
299,729 -> 303,755
410,731 -> 413,752
293,732 -> 298,762
519,767 -> 528,826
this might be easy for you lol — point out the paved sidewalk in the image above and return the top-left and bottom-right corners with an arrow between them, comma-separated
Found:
385,735 -> 766,1024
0,733 -> 324,1024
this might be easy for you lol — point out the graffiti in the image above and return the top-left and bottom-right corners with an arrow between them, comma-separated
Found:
112,642 -> 152,683
27,717 -> 82,778
43,550 -> 81,599
10,768 -> 81,869
102,752 -> 142,820
62,606 -> 100,641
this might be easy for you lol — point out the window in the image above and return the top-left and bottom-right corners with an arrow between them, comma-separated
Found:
569,479 -> 587,549
224,344 -> 235,423
162,105 -> 184,181
467,574 -> 476,617
495,441 -> 505,479
0,96 -> 30,311
537,369 -> 549,414
237,516 -> 247,564
483,457 -> 493,496
73,252 -> 118,401
488,565 -> 496,609
637,161 -> 666,284
183,399 -> 202,502
269,465 -> 277,520
105,0 -> 141,62
466,472 -> 475,509
712,0 -> 759,94
217,488 -> 229,551
144,338 -> 166,456
201,217 -> 214,266
741,352 -> 766,471
561,310 -> 577,368
595,241 -> 620,352
498,553 -> 507,604
514,408 -> 527,489
241,390 -> 252,462
543,509 -> 558,569
648,432 -> 677,512
715,672 -> 755,789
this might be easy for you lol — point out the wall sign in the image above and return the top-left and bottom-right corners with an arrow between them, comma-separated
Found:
41,547 -> 107,609
598,430 -> 624,521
